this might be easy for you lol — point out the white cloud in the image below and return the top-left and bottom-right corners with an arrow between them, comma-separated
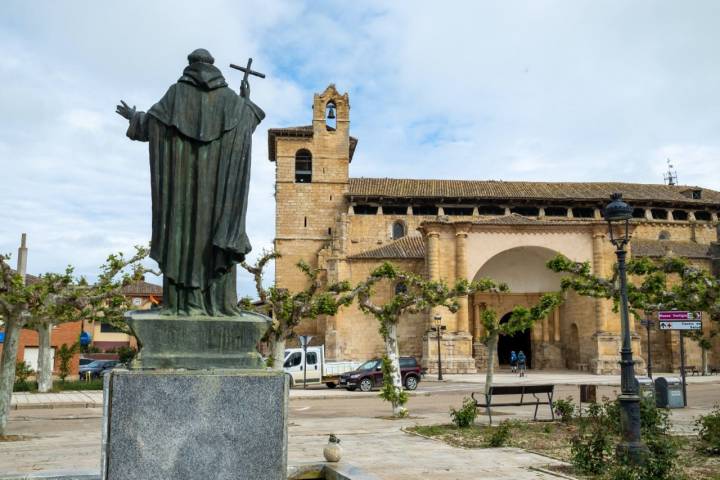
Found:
1,0 -> 719,298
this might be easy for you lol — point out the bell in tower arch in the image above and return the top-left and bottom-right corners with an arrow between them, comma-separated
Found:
325,101 -> 337,130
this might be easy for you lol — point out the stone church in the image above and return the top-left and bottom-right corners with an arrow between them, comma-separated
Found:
268,85 -> 720,374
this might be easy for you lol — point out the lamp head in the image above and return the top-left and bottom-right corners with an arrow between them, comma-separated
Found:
603,193 -> 633,246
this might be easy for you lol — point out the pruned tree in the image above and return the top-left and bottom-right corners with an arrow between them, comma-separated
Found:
0,246 -> 150,434
353,262 -> 479,417
475,281 -> 563,394
240,250 -> 355,369
547,254 -> 720,375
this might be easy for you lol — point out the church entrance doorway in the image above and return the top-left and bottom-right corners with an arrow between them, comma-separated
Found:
497,312 -> 532,369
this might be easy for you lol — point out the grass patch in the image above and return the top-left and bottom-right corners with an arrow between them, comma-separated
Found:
407,421 -> 720,480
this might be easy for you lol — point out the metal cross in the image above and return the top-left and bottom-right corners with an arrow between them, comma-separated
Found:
230,58 -> 266,85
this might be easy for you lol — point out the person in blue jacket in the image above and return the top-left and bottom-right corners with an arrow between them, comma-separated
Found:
509,351 -> 518,373
517,350 -> 527,377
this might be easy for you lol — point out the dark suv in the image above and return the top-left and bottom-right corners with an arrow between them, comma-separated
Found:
339,357 -> 422,392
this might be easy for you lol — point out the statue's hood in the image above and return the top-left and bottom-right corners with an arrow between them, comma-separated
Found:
178,62 -> 227,91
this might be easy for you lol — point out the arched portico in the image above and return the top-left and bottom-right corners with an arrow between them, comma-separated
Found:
419,216 -> 614,373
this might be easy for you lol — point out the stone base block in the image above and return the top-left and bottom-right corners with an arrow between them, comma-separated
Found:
126,310 -> 270,369
422,332 -> 477,374
102,369 -> 288,480
535,343 -> 564,369
472,341 -> 498,371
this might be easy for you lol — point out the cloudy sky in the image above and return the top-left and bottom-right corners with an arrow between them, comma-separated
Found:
1,1 -> 719,297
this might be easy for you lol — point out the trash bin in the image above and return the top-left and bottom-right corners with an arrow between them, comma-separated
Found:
655,377 -> 684,408
580,384 -> 597,403
634,376 -> 655,402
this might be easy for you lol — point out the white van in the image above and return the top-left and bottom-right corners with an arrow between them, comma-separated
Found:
283,345 -> 360,388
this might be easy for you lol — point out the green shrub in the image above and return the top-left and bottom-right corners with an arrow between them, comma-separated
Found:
696,405 -> 720,454
570,402 -> 613,475
57,342 -> 80,382
486,420 -> 513,447
14,361 -> 33,385
116,346 -> 137,365
450,397 -> 478,428
553,396 -> 575,423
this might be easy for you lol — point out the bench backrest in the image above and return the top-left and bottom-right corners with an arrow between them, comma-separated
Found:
489,384 -> 554,396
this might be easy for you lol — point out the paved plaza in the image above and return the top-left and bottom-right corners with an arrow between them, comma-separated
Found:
2,372 -> 718,478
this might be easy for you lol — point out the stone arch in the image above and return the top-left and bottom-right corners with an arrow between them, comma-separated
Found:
472,246 -> 564,293
295,149 -> 312,183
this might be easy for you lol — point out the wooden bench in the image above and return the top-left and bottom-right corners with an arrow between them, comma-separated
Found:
471,384 -> 555,425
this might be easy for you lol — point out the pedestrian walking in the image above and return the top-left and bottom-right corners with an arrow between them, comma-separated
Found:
517,350 -> 527,377
509,350 -> 518,373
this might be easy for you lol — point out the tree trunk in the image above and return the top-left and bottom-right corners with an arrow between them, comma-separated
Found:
384,322 -> 406,417
484,333 -> 499,395
0,317 -> 22,435
270,335 -> 287,371
701,347 -> 709,376
37,322 -> 53,392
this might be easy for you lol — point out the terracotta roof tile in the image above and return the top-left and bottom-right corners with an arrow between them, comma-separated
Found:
120,281 -> 163,296
631,239 -> 713,259
348,178 -> 720,206
350,236 -> 425,259
267,125 -> 358,162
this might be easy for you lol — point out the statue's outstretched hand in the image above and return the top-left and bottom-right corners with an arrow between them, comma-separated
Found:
116,100 -> 136,121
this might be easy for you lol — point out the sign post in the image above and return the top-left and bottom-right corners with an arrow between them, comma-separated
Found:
639,315 -> 654,378
299,335 -> 313,389
657,311 -> 702,407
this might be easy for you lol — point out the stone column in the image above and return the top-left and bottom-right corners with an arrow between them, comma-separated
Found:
542,311 -> 550,343
553,307 -> 561,343
426,230 -> 441,330
473,302 -> 484,340
455,230 -> 469,333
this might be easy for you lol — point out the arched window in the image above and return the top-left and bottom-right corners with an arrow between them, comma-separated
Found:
658,230 -> 671,241
295,149 -> 312,183
392,221 -> 406,239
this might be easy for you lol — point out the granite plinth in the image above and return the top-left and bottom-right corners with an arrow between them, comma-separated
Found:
126,310 -> 270,369
102,369 -> 288,480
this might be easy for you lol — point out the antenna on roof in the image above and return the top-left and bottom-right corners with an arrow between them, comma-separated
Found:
663,158 -> 678,186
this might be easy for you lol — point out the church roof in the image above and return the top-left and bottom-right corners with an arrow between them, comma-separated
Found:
349,235 -> 425,260
267,125 -> 358,162
631,239 -> 715,259
347,178 -> 720,206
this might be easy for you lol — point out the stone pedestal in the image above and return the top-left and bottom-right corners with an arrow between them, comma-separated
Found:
472,341 -> 498,371
126,311 -> 270,369
535,342 -> 564,369
102,369 -> 288,480
422,332 -> 477,374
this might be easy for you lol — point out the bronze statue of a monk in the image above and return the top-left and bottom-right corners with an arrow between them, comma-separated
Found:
116,48 -> 264,317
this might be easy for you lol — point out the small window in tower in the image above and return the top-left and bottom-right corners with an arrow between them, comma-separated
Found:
295,149 -> 312,183
304,216 -> 307,228
325,101 -> 337,130
394,283 -> 407,295
328,227 -> 332,236
392,221 -> 406,240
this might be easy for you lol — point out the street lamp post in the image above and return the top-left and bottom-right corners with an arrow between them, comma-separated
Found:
433,314 -> 443,381
604,193 -> 646,464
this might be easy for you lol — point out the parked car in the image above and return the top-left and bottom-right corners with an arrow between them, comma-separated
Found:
79,360 -> 118,379
79,358 -> 94,366
339,357 -> 422,392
